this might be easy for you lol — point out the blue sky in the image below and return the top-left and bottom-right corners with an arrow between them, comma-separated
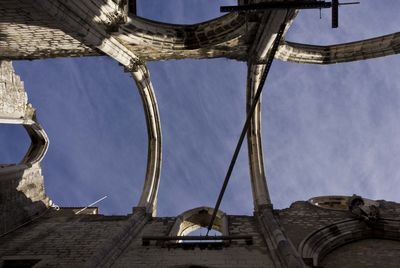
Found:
1,1 -> 400,216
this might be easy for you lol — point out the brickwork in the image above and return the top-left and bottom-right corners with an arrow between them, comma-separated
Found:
107,215 -> 274,268
377,200 -> 400,220
116,14 -> 257,61
0,1 -> 99,60
1,200 -> 400,267
275,200 -> 400,267
0,213 -> 275,267
0,211 -> 129,267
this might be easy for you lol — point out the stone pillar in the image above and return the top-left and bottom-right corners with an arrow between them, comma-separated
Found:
256,205 -> 305,268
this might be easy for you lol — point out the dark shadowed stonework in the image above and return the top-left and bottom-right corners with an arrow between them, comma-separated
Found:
1,200 -> 399,267
321,239 -> 400,268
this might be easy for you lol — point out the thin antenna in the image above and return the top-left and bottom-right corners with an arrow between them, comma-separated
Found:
332,0 -> 339,28
75,195 -> 108,215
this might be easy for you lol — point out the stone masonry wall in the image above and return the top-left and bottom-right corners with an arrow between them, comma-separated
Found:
1,201 -> 400,267
0,163 -> 50,237
0,211 -> 129,267
0,61 -> 27,119
0,0 -> 99,60
0,213 -> 275,268
275,201 -> 351,248
112,215 -> 274,268
0,60 -> 50,236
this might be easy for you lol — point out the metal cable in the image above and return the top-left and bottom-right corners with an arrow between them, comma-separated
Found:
206,19 -> 288,235
0,207 -> 51,239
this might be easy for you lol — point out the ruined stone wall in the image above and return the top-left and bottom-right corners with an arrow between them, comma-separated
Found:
0,210 -> 130,267
275,200 -> 400,249
0,61 -> 27,120
0,213 -> 275,268
0,60 -> 50,236
113,215 -> 273,268
1,200 -> 400,267
275,200 -> 400,267
0,164 -> 49,236
275,201 -> 350,248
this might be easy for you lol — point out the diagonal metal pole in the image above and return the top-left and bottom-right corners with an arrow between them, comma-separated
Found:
75,195 -> 108,215
206,21 -> 287,235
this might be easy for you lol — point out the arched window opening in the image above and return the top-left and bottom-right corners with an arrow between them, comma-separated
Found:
185,227 -> 220,237
142,206 -> 253,247
169,207 -> 229,237
181,227 -> 222,243
0,124 -> 30,166
13,58 -> 148,215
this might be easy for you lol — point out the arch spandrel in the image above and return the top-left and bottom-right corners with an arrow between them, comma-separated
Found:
298,218 -> 400,267
114,13 -> 254,61
118,13 -> 245,49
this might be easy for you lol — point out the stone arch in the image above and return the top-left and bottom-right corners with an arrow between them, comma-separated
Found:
21,122 -> 49,166
130,65 -> 162,217
275,32 -> 400,64
0,121 -> 49,173
168,207 -> 229,236
119,13 -> 245,50
298,218 -> 400,267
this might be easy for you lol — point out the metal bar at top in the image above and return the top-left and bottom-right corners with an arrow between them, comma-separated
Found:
206,20 -> 288,235
220,1 -> 332,13
220,1 -> 359,13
